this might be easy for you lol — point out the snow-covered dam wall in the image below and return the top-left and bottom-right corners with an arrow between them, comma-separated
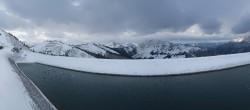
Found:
9,58 -> 57,110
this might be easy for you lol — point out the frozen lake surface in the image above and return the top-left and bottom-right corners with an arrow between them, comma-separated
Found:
18,63 -> 250,110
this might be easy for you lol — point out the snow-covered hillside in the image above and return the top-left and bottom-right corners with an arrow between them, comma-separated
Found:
104,40 -> 203,59
232,36 -> 250,43
104,42 -> 137,58
76,43 -> 129,59
77,43 -> 109,56
132,40 -> 201,59
0,29 -> 35,110
31,40 -> 93,58
95,43 -> 120,54
29,40 -> 204,59
30,41 -> 129,59
104,42 -> 125,48
0,29 -> 28,50
31,40 -> 71,55
208,36 -> 250,55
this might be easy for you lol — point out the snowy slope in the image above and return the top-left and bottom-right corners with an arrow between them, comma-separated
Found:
31,41 -> 128,59
133,40 -> 201,59
210,36 -> 250,55
232,36 -> 250,43
95,43 -> 120,54
31,40 -> 72,55
0,29 -> 29,50
31,40 -> 93,58
0,30 -> 35,110
30,40 -> 203,59
0,30 -> 9,46
121,43 -> 138,56
104,42 -> 137,57
104,40 -> 202,59
76,43 -> 128,59
67,47 -> 94,58
77,43 -> 108,56
0,48 -> 34,110
104,42 -> 124,48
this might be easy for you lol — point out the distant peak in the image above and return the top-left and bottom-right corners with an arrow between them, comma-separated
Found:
232,36 -> 250,43
104,42 -> 123,48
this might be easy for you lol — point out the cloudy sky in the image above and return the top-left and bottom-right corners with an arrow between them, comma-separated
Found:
1,0 -> 250,43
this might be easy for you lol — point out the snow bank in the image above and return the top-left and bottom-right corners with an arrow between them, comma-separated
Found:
0,48 -> 34,110
20,50 -> 250,76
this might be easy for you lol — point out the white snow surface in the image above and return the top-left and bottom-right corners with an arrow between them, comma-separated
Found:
133,40 -> 201,59
104,42 -> 138,48
77,43 -> 108,55
232,36 -> 250,43
0,49 -> 34,109
96,44 -> 120,54
19,50 -> 250,76
0,29 -> 37,110
104,42 -> 124,48
31,40 -> 73,55
31,40 -> 93,58
232,37 -> 245,43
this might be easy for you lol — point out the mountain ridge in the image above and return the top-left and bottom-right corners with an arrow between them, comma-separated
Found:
2,29 -> 250,59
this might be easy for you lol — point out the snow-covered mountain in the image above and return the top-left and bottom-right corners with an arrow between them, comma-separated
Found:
30,41 -> 129,59
0,29 -> 207,59
104,42 -> 125,48
0,29 -> 29,50
232,37 -> 250,43
133,40 -> 202,59
3,28 -> 250,60
75,43 -> 129,59
30,40 -> 93,58
104,42 -> 137,58
192,36 -> 250,57
195,42 -> 224,48
76,43 -> 109,56
104,40 -> 203,59
212,36 -> 250,55
30,40 -> 203,59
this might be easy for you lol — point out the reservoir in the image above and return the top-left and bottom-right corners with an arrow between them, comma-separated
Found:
18,63 -> 250,110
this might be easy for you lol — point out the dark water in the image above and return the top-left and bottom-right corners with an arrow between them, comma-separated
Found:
18,63 -> 250,110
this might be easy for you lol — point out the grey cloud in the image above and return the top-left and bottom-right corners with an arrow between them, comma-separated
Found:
198,18 -> 222,34
232,14 -> 250,34
0,10 -> 29,29
166,36 -> 232,43
1,0 -> 250,41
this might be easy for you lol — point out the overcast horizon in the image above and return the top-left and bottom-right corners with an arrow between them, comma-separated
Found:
1,0 -> 250,44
